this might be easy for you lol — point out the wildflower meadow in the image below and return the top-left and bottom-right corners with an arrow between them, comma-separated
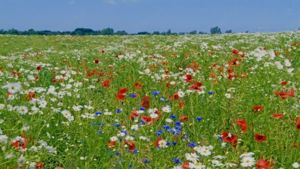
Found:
0,33 -> 299,169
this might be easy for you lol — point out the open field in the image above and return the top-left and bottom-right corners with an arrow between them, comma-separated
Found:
0,33 -> 299,169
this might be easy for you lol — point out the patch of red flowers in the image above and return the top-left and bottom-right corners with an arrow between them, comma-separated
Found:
36,162 -> 43,169
271,113 -> 284,119
11,135 -> 28,150
170,92 -> 180,100
154,137 -> 162,148
253,105 -> 264,112
274,89 -> 295,99
189,82 -> 203,91
102,80 -> 110,88
129,110 -> 139,121
296,117 -> 300,131
36,65 -> 42,71
184,74 -> 193,83
124,140 -> 136,152
236,119 -> 247,133
255,133 -> 267,142
227,68 -> 236,80
94,59 -> 100,64
256,159 -> 271,169
27,91 -> 36,101
221,132 -> 238,146
141,115 -> 153,125
116,88 -> 128,100
179,115 -> 189,122
280,81 -> 288,86
134,81 -> 143,90
141,96 -> 150,109
182,162 -> 190,169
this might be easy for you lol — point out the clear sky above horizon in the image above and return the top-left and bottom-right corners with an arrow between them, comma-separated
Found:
0,0 -> 299,33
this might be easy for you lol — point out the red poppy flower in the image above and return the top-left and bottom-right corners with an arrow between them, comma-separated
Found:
141,96 -> 150,109
236,119 -> 247,133
36,162 -> 43,169
116,93 -> 126,100
182,162 -> 190,169
221,132 -> 238,146
27,91 -> 36,101
296,117 -> 300,131
256,159 -> 271,169
102,80 -> 110,88
255,133 -> 267,142
184,74 -> 193,83
108,141 -> 116,148
141,116 -> 153,125
253,105 -> 264,112
11,135 -> 28,150
178,100 -> 185,109
166,82 -> 171,88
154,137 -> 162,148
124,140 -> 136,152
179,115 -> 188,122
116,88 -> 128,100
280,81 -> 288,86
275,89 -> 295,99
118,88 -> 128,94
129,110 -> 139,121
94,59 -> 100,64
36,65 -> 42,71
272,113 -> 284,119
232,49 -> 240,55
229,58 -> 240,66
227,68 -> 236,80
134,82 -> 143,90
189,82 -> 203,91
170,92 -> 180,100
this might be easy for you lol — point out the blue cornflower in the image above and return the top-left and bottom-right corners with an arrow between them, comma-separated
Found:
140,107 -> 145,111
152,91 -> 160,96
156,130 -> 163,136
95,111 -> 102,116
129,93 -> 137,98
208,91 -> 214,95
196,116 -> 203,122
121,130 -> 128,135
173,158 -> 181,164
188,142 -> 197,148
163,125 -> 170,130
133,149 -> 138,154
170,114 -> 177,119
129,163 -> 133,168
116,108 -> 122,113
143,159 -> 150,164
175,121 -> 181,126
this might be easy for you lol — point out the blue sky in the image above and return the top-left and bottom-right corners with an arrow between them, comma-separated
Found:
0,0 -> 299,33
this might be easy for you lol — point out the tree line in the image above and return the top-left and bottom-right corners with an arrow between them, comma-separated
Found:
0,26 -> 234,35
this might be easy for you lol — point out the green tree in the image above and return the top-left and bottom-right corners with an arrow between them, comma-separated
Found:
100,28 -> 114,35
225,30 -> 233,33
189,30 -> 197,34
114,30 -> 128,35
210,26 -> 222,34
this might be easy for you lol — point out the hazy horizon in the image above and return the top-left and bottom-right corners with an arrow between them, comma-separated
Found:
1,0 -> 300,33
